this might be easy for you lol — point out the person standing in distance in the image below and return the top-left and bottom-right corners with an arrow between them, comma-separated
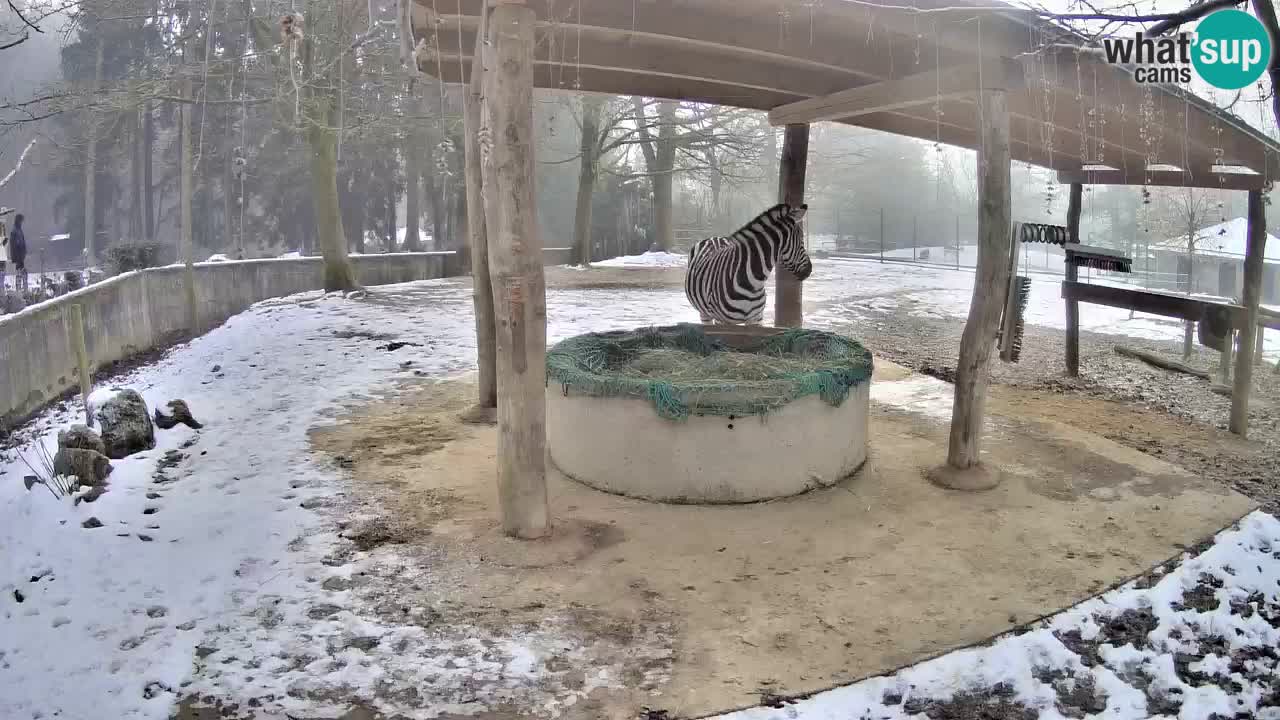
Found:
9,213 -> 27,292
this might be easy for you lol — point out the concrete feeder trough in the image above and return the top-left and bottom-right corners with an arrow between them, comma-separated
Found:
545,324 -> 872,504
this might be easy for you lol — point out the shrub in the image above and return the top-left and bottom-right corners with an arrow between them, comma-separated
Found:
104,243 -> 162,274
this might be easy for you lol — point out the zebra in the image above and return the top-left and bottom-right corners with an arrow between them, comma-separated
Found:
684,203 -> 812,324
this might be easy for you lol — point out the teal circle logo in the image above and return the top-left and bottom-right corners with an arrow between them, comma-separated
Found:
1192,10 -> 1273,90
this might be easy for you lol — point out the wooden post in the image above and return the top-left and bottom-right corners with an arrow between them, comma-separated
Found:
481,1 -> 551,539
955,214 -> 961,268
180,77 -> 198,334
879,208 -> 885,262
775,123 -> 809,328
912,214 -> 918,262
65,304 -> 93,427
1218,330 -> 1235,384
464,4 -> 497,411
1255,325 -> 1264,365
1064,183 -> 1083,377
930,88 -> 1011,491
1229,189 -> 1267,436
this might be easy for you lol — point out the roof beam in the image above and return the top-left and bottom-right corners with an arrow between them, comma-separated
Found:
1057,169 -> 1269,191
767,59 -> 1026,126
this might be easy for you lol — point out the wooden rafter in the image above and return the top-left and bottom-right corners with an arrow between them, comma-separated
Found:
767,60 -> 1025,126
1057,169 -> 1270,191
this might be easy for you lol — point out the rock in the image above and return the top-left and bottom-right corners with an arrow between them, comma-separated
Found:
95,389 -> 155,459
58,424 -> 107,455
81,517 -> 103,529
54,447 -> 113,487
154,399 -> 202,430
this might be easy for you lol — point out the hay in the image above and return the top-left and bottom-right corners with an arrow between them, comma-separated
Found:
615,348 -> 828,383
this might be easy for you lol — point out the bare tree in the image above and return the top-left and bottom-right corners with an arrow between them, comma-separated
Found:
1151,185 -> 1223,356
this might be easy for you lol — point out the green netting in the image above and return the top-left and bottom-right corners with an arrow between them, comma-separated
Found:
546,323 -> 874,421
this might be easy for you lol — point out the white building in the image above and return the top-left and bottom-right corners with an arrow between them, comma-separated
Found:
1149,218 -> 1280,304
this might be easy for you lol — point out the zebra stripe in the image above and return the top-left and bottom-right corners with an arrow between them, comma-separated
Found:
684,203 -> 812,324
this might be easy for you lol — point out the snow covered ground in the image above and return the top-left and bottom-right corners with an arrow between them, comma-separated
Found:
808,257 -> 1279,363
1,259 -> 1277,719
592,249 -> 688,268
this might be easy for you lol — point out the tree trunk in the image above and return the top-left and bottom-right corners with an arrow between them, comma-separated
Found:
223,124 -> 235,253
654,102 -> 677,250
428,168 -> 446,251
130,108 -> 144,241
180,78 -> 198,332
632,98 -> 678,250
941,89 -> 1011,485
83,39 -> 105,266
308,120 -> 358,290
651,172 -> 673,251
404,98 -> 422,251
298,27 -> 357,290
144,101 -> 155,243
573,96 -> 603,266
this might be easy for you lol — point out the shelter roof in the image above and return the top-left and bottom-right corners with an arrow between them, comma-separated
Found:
409,0 -> 1280,189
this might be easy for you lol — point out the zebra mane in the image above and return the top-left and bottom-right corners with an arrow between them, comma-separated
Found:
733,204 -> 792,236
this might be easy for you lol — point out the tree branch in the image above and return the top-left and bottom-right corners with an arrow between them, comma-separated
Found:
0,138 -> 37,190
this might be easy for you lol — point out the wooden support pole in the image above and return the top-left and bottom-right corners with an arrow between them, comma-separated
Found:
1255,326 -> 1265,365
880,208 -> 885,263
482,1 -> 551,539
1229,189 -> 1267,437
1218,330 -> 1235,384
775,123 -> 809,328
933,89 -> 1011,490
464,3 -> 497,412
1064,183 -> 1083,377
65,304 -> 93,427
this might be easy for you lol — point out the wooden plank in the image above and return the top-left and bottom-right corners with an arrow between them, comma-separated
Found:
1064,184 -> 1083,377
482,1 -> 551,539
767,60 -> 1024,126
1062,281 -> 1209,321
465,3 -> 497,412
945,88 -> 1010,478
775,123 -> 808,328
1230,189 -> 1267,436
1114,346 -> 1210,380
1057,169 -> 1269,191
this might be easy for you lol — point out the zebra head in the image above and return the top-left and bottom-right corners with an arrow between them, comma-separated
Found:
766,203 -> 812,281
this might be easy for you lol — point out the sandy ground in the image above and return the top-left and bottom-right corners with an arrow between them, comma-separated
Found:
302,353 -> 1251,719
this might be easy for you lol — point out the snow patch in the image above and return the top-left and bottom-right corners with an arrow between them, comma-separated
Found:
593,251 -> 687,268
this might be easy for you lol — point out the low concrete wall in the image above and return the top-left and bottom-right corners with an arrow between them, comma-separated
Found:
0,251 -> 499,425
547,383 -> 871,504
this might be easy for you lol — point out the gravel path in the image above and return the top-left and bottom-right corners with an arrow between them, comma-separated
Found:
825,305 -> 1280,514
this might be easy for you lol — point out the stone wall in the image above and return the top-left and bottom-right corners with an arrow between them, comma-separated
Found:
1,250 -> 571,425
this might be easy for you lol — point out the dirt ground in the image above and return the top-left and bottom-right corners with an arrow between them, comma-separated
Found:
304,361 -> 1251,719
